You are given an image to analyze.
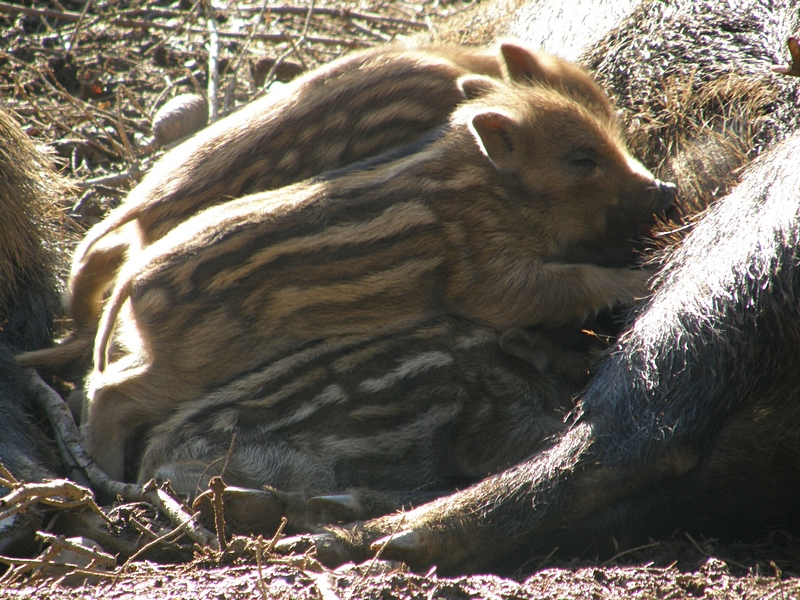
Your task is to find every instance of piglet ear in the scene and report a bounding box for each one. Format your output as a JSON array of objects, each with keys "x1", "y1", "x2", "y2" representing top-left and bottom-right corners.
[
  {"x1": 457, "y1": 75, "x2": 501, "y2": 100},
  {"x1": 469, "y1": 110, "x2": 519, "y2": 171},
  {"x1": 500, "y1": 41, "x2": 549, "y2": 84}
]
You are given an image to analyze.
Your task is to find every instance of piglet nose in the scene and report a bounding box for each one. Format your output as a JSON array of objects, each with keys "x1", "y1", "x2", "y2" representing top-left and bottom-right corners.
[{"x1": 653, "y1": 179, "x2": 678, "y2": 210}]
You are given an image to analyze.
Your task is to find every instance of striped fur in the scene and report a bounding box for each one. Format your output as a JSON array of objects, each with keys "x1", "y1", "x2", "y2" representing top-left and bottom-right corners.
[
  {"x1": 85, "y1": 78, "x2": 673, "y2": 480},
  {"x1": 18, "y1": 41, "x2": 616, "y2": 375},
  {"x1": 138, "y1": 317, "x2": 598, "y2": 529}
]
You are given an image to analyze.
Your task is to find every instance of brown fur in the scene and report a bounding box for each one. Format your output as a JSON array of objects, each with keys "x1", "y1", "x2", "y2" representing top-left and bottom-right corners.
[
  {"x1": 18, "y1": 41, "x2": 616, "y2": 375},
  {"x1": 85, "y1": 77, "x2": 672, "y2": 480},
  {"x1": 0, "y1": 107, "x2": 71, "y2": 353}
]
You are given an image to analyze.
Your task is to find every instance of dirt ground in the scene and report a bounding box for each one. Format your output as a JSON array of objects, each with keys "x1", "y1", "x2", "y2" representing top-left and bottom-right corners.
[
  {"x1": 2, "y1": 0, "x2": 800, "y2": 597},
  {"x1": 3, "y1": 548, "x2": 800, "y2": 599}
]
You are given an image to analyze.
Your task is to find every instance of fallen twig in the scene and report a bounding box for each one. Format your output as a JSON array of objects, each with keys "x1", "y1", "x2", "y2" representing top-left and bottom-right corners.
[
  {"x1": 0, "y1": 2, "x2": 83, "y2": 22},
  {"x1": 72, "y1": 162, "x2": 143, "y2": 193},
  {"x1": 350, "y1": 19, "x2": 391, "y2": 42},
  {"x1": 37, "y1": 531, "x2": 117, "y2": 567},
  {"x1": 22, "y1": 369, "x2": 144, "y2": 502},
  {"x1": 236, "y1": 5, "x2": 427, "y2": 28},
  {"x1": 205, "y1": 1, "x2": 220, "y2": 123},
  {"x1": 0, "y1": 478, "x2": 108, "y2": 524},
  {"x1": 115, "y1": 87, "x2": 136, "y2": 162},
  {"x1": 209, "y1": 477, "x2": 227, "y2": 552},
  {"x1": 65, "y1": 0, "x2": 93, "y2": 53},
  {"x1": 0, "y1": 462, "x2": 19, "y2": 489},
  {"x1": 109, "y1": 19, "x2": 370, "y2": 47},
  {"x1": 122, "y1": 503, "x2": 207, "y2": 566},
  {"x1": 141, "y1": 480, "x2": 218, "y2": 550},
  {"x1": 0, "y1": 2, "x2": 427, "y2": 30}
]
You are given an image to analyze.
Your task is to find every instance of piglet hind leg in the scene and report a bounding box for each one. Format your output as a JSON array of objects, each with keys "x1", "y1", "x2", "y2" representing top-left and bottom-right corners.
[{"x1": 283, "y1": 131, "x2": 800, "y2": 574}]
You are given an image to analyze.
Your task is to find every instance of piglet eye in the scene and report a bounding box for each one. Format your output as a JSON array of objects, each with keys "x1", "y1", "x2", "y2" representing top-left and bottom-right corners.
[
  {"x1": 572, "y1": 157, "x2": 597, "y2": 169},
  {"x1": 565, "y1": 148, "x2": 599, "y2": 171}
]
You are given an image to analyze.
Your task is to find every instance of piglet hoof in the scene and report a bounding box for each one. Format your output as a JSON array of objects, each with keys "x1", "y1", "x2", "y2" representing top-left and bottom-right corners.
[
  {"x1": 308, "y1": 494, "x2": 359, "y2": 521},
  {"x1": 275, "y1": 532, "x2": 364, "y2": 567},
  {"x1": 370, "y1": 529, "x2": 429, "y2": 563},
  {"x1": 772, "y1": 37, "x2": 800, "y2": 77},
  {"x1": 274, "y1": 533, "x2": 317, "y2": 554},
  {"x1": 193, "y1": 485, "x2": 286, "y2": 537}
]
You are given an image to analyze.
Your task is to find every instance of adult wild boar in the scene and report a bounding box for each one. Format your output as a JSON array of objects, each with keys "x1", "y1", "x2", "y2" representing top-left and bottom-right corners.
[
  {"x1": 302, "y1": 128, "x2": 800, "y2": 575},
  {"x1": 0, "y1": 107, "x2": 68, "y2": 551}
]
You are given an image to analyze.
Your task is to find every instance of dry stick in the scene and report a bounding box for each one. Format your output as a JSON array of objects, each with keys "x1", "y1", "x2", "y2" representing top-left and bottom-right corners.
[
  {"x1": 684, "y1": 531, "x2": 707, "y2": 556},
  {"x1": 205, "y1": 1, "x2": 220, "y2": 124},
  {"x1": 263, "y1": 517, "x2": 288, "y2": 555},
  {"x1": 282, "y1": 32, "x2": 308, "y2": 72},
  {"x1": 117, "y1": 525, "x2": 185, "y2": 575},
  {"x1": 222, "y1": 73, "x2": 237, "y2": 114},
  {"x1": 221, "y1": 2, "x2": 269, "y2": 110},
  {"x1": 209, "y1": 476, "x2": 227, "y2": 552},
  {"x1": 118, "y1": 84, "x2": 152, "y2": 121},
  {"x1": 39, "y1": 64, "x2": 127, "y2": 158},
  {"x1": 350, "y1": 19, "x2": 391, "y2": 43},
  {"x1": 219, "y1": 432, "x2": 238, "y2": 481},
  {"x1": 254, "y1": 537, "x2": 270, "y2": 600},
  {"x1": 185, "y1": 66, "x2": 207, "y2": 101},
  {"x1": 0, "y1": 2, "x2": 82, "y2": 21},
  {"x1": 425, "y1": 14, "x2": 439, "y2": 43},
  {"x1": 235, "y1": 5, "x2": 426, "y2": 29},
  {"x1": 36, "y1": 532, "x2": 117, "y2": 568},
  {"x1": 72, "y1": 162, "x2": 143, "y2": 191},
  {"x1": 109, "y1": 19, "x2": 368, "y2": 47},
  {"x1": 1, "y1": 0, "x2": 340, "y2": 46},
  {"x1": 0, "y1": 461, "x2": 19, "y2": 488},
  {"x1": 348, "y1": 515, "x2": 407, "y2": 598},
  {"x1": 127, "y1": 515, "x2": 162, "y2": 542},
  {"x1": 142, "y1": 481, "x2": 219, "y2": 550},
  {"x1": 8, "y1": 67, "x2": 119, "y2": 160},
  {"x1": 151, "y1": 77, "x2": 177, "y2": 115},
  {"x1": 121, "y1": 521, "x2": 194, "y2": 566},
  {"x1": 284, "y1": 0, "x2": 315, "y2": 71},
  {"x1": 228, "y1": 2, "x2": 270, "y2": 75},
  {"x1": 603, "y1": 540, "x2": 662, "y2": 564},
  {"x1": 65, "y1": 0, "x2": 92, "y2": 53},
  {"x1": 142, "y1": 0, "x2": 202, "y2": 59},
  {"x1": 191, "y1": 433, "x2": 237, "y2": 497},
  {"x1": 22, "y1": 369, "x2": 143, "y2": 502},
  {"x1": 0, "y1": 479, "x2": 109, "y2": 524},
  {"x1": 300, "y1": 0, "x2": 316, "y2": 40},
  {"x1": 115, "y1": 87, "x2": 135, "y2": 162}
]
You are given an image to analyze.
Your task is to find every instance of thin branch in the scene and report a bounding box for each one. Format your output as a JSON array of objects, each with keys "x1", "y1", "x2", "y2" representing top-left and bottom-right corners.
[
  {"x1": 0, "y1": 479, "x2": 108, "y2": 524},
  {"x1": 350, "y1": 19, "x2": 391, "y2": 43},
  {"x1": 141, "y1": 480, "x2": 219, "y2": 550},
  {"x1": 22, "y1": 369, "x2": 145, "y2": 502},
  {"x1": 235, "y1": 5, "x2": 427, "y2": 28},
  {"x1": 0, "y1": 2, "x2": 426, "y2": 29},
  {"x1": 109, "y1": 19, "x2": 370, "y2": 47},
  {"x1": 0, "y1": 2, "x2": 83, "y2": 22},
  {"x1": 72, "y1": 162, "x2": 143, "y2": 192},
  {"x1": 36, "y1": 532, "x2": 117, "y2": 567},
  {"x1": 205, "y1": 1, "x2": 220, "y2": 123},
  {"x1": 65, "y1": 0, "x2": 92, "y2": 54},
  {"x1": 210, "y1": 476, "x2": 227, "y2": 552},
  {"x1": 115, "y1": 87, "x2": 136, "y2": 162}
]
